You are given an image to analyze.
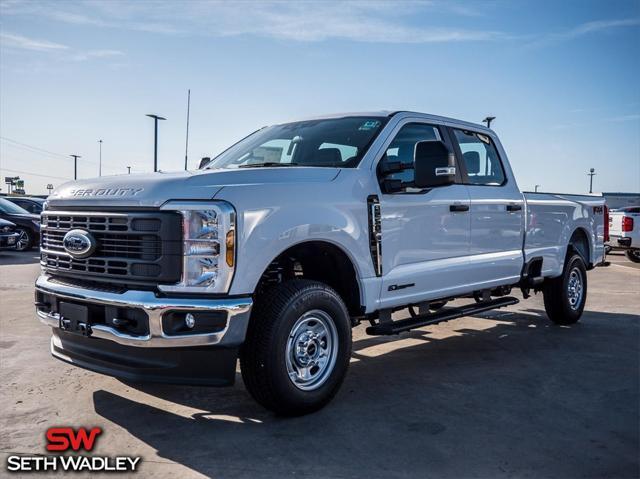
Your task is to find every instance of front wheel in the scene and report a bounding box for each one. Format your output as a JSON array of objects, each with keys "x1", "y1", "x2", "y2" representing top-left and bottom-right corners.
[
  {"x1": 543, "y1": 253, "x2": 587, "y2": 325},
  {"x1": 240, "y1": 280, "x2": 352, "y2": 416},
  {"x1": 626, "y1": 249, "x2": 640, "y2": 263}
]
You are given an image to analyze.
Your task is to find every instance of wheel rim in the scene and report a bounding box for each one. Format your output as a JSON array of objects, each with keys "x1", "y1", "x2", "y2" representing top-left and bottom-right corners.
[
  {"x1": 632, "y1": 250, "x2": 640, "y2": 259},
  {"x1": 16, "y1": 230, "x2": 29, "y2": 251},
  {"x1": 567, "y1": 267, "x2": 584, "y2": 310},
  {"x1": 285, "y1": 309, "x2": 338, "y2": 391}
]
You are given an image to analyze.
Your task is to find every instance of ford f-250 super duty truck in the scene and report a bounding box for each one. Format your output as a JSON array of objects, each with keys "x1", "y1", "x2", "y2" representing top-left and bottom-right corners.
[{"x1": 36, "y1": 111, "x2": 607, "y2": 415}]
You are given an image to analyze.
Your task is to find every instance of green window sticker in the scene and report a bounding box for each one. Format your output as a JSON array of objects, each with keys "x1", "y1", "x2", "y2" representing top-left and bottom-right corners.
[{"x1": 359, "y1": 120, "x2": 381, "y2": 131}]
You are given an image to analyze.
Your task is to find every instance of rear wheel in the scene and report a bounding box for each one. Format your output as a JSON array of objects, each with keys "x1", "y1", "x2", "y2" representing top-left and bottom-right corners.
[
  {"x1": 15, "y1": 228, "x2": 33, "y2": 251},
  {"x1": 240, "y1": 280, "x2": 352, "y2": 416},
  {"x1": 626, "y1": 249, "x2": 640, "y2": 263},
  {"x1": 543, "y1": 253, "x2": 587, "y2": 325}
]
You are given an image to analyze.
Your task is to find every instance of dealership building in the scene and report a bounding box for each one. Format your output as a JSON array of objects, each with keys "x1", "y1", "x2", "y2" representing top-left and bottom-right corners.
[{"x1": 603, "y1": 192, "x2": 640, "y2": 209}]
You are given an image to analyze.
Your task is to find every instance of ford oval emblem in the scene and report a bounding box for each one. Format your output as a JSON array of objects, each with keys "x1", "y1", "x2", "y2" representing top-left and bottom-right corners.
[{"x1": 62, "y1": 229, "x2": 96, "y2": 258}]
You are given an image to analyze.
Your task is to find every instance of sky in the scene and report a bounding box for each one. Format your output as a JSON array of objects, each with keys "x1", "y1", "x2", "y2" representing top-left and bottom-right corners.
[{"x1": 0, "y1": 0, "x2": 639, "y2": 195}]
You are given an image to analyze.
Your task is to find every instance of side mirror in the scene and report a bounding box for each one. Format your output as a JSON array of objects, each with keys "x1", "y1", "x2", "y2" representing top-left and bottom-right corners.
[
  {"x1": 198, "y1": 157, "x2": 211, "y2": 169},
  {"x1": 413, "y1": 141, "x2": 456, "y2": 188}
]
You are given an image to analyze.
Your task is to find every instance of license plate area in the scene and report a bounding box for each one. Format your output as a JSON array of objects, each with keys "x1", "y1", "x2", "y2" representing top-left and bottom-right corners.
[{"x1": 59, "y1": 302, "x2": 92, "y2": 337}]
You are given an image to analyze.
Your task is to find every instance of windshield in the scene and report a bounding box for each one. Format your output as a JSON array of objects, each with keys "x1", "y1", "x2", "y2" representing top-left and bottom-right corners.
[
  {"x1": 204, "y1": 116, "x2": 388, "y2": 169},
  {"x1": 0, "y1": 198, "x2": 31, "y2": 215}
]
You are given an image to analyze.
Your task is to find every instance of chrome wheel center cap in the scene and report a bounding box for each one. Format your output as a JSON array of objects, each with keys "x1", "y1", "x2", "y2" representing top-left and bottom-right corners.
[{"x1": 285, "y1": 310, "x2": 339, "y2": 391}]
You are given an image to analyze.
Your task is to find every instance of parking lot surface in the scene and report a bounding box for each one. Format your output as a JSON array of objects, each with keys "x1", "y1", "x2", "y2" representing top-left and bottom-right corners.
[{"x1": 1, "y1": 250, "x2": 638, "y2": 478}]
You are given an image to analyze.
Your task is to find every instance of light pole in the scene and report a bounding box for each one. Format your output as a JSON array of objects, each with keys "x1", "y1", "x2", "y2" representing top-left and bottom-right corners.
[
  {"x1": 482, "y1": 116, "x2": 496, "y2": 128},
  {"x1": 535, "y1": 184, "x2": 541, "y2": 192},
  {"x1": 184, "y1": 89, "x2": 191, "y2": 171},
  {"x1": 588, "y1": 168, "x2": 596, "y2": 194},
  {"x1": 146, "y1": 114, "x2": 166, "y2": 172},
  {"x1": 70, "y1": 154, "x2": 81, "y2": 180},
  {"x1": 98, "y1": 139, "x2": 103, "y2": 176}
]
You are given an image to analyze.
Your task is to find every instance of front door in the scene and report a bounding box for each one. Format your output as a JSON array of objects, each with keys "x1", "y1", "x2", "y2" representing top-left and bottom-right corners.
[{"x1": 377, "y1": 121, "x2": 471, "y2": 310}]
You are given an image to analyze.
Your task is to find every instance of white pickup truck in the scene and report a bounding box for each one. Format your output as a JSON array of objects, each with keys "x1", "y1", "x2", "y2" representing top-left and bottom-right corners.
[
  {"x1": 608, "y1": 206, "x2": 640, "y2": 262},
  {"x1": 36, "y1": 111, "x2": 607, "y2": 415}
]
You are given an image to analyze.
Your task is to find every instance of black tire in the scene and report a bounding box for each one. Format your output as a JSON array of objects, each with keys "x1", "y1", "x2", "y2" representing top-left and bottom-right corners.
[
  {"x1": 543, "y1": 253, "x2": 587, "y2": 325},
  {"x1": 240, "y1": 279, "x2": 352, "y2": 416},
  {"x1": 15, "y1": 227, "x2": 33, "y2": 251},
  {"x1": 626, "y1": 250, "x2": 640, "y2": 263}
]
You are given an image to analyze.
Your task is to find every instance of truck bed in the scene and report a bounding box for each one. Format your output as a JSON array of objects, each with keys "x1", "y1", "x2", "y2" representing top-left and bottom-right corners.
[{"x1": 523, "y1": 192, "x2": 606, "y2": 277}]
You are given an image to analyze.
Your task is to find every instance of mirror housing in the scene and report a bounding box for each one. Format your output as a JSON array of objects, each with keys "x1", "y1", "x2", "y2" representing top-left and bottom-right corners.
[
  {"x1": 198, "y1": 157, "x2": 211, "y2": 169},
  {"x1": 413, "y1": 141, "x2": 455, "y2": 188}
]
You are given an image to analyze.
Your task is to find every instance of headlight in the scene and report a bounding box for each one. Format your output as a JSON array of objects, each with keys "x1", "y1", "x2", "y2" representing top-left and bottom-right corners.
[
  {"x1": 1, "y1": 226, "x2": 11, "y2": 233},
  {"x1": 159, "y1": 201, "x2": 236, "y2": 293}
]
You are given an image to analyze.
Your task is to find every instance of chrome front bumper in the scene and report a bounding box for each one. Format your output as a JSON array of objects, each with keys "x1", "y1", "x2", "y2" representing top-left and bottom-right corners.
[{"x1": 35, "y1": 274, "x2": 253, "y2": 348}]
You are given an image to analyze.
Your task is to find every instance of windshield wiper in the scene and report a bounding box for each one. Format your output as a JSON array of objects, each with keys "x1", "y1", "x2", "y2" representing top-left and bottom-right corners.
[{"x1": 238, "y1": 162, "x2": 299, "y2": 168}]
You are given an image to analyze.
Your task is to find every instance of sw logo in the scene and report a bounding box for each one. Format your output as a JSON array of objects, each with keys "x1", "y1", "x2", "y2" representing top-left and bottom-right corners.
[
  {"x1": 5, "y1": 426, "x2": 141, "y2": 473},
  {"x1": 46, "y1": 427, "x2": 103, "y2": 452}
]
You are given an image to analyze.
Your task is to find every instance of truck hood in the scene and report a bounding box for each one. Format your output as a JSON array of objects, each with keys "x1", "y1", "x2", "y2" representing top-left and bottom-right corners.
[{"x1": 47, "y1": 167, "x2": 340, "y2": 208}]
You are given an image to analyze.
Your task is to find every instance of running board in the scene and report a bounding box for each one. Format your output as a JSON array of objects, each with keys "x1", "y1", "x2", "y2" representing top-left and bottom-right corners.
[{"x1": 366, "y1": 296, "x2": 520, "y2": 336}]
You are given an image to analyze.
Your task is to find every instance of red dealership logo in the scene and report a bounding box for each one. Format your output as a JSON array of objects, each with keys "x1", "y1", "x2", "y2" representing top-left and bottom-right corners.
[{"x1": 45, "y1": 427, "x2": 103, "y2": 452}]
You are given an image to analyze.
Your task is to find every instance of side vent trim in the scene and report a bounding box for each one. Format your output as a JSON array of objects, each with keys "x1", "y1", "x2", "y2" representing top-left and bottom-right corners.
[{"x1": 367, "y1": 195, "x2": 382, "y2": 276}]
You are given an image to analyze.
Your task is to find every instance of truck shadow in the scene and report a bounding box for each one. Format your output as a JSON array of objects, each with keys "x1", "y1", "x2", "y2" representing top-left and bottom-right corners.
[{"x1": 93, "y1": 308, "x2": 639, "y2": 478}]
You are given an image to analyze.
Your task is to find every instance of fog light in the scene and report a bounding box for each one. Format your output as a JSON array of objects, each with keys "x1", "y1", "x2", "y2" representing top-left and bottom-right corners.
[{"x1": 185, "y1": 313, "x2": 196, "y2": 329}]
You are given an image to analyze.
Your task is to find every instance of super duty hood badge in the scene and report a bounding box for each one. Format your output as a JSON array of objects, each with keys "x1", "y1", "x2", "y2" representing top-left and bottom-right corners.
[{"x1": 69, "y1": 187, "x2": 144, "y2": 197}]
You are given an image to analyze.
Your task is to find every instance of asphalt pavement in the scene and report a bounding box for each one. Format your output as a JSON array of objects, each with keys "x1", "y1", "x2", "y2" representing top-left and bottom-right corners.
[{"x1": 0, "y1": 249, "x2": 638, "y2": 478}]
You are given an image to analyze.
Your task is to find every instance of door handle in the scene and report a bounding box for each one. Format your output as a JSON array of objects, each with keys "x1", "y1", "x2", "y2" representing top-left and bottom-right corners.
[
  {"x1": 506, "y1": 204, "x2": 522, "y2": 212},
  {"x1": 449, "y1": 204, "x2": 469, "y2": 212}
]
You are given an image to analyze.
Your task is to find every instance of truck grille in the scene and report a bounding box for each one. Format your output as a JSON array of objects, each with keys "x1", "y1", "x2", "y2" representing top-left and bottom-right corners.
[
  {"x1": 41, "y1": 211, "x2": 182, "y2": 286},
  {"x1": 42, "y1": 230, "x2": 161, "y2": 260}
]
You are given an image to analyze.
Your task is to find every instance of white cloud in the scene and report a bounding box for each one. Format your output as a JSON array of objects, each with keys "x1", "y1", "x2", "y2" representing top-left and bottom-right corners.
[
  {"x1": 0, "y1": 32, "x2": 69, "y2": 52},
  {"x1": 566, "y1": 18, "x2": 640, "y2": 37},
  {"x1": 2, "y1": 0, "x2": 504, "y2": 44},
  {"x1": 529, "y1": 17, "x2": 640, "y2": 47},
  {"x1": 3, "y1": 1, "x2": 638, "y2": 47},
  {"x1": 0, "y1": 31, "x2": 124, "y2": 62},
  {"x1": 71, "y1": 49, "x2": 125, "y2": 62},
  {"x1": 604, "y1": 114, "x2": 640, "y2": 123}
]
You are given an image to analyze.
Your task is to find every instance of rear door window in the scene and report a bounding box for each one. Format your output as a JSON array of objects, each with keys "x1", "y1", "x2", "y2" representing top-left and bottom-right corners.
[{"x1": 453, "y1": 129, "x2": 505, "y2": 186}]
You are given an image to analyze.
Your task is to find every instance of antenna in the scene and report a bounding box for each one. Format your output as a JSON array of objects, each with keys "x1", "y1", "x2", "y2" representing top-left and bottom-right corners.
[
  {"x1": 184, "y1": 89, "x2": 191, "y2": 171},
  {"x1": 482, "y1": 116, "x2": 496, "y2": 128}
]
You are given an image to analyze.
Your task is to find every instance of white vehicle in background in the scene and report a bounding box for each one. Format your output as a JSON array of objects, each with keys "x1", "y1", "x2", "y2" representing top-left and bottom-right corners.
[{"x1": 608, "y1": 206, "x2": 640, "y2": 263}]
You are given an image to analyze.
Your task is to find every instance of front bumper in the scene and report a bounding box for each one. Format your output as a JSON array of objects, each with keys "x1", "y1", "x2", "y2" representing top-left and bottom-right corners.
[{"x1": 35, "y1": 274, "x2": 253, "y2": 385}]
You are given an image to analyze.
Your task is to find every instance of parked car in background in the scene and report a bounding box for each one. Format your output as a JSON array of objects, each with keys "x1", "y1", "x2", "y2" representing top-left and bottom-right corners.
[
  {"x1": 0, "y1": 219, "x2": 20, "y2": 250},
  {"x1": 608, "y1": 206, "x2": 640, "y2": 263},
  {"x1": 0, "y1": 198, "x2": 40, "y2": 251},
  {"x1": 5, "y1": 196, "x2": 46, "y2": 215}
]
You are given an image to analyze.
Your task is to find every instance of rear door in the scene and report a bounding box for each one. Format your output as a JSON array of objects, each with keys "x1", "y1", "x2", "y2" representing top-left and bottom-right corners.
[{"x1": 450, "y1": 127, "x2": 525, "y2": 288}]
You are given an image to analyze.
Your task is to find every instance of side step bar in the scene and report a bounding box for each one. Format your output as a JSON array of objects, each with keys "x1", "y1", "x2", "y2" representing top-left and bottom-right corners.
[{"x1": 366, "y1": 296, "x2": 520, "y2": 336}]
